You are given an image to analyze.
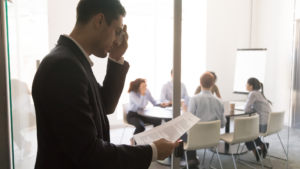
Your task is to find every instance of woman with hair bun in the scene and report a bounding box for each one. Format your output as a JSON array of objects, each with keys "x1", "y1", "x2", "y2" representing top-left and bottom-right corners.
[
  {"x1": 127, "y1": 78, "x2": 168, "y2": 145},
  {"x1": 244, "y1": 77, "x2": 272, "y2": 161}
]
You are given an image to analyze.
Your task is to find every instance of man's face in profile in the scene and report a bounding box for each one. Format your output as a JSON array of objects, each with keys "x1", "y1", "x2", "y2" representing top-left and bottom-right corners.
[{"x1": 93, "y1": 15, "x2": 124, "y2": 58}]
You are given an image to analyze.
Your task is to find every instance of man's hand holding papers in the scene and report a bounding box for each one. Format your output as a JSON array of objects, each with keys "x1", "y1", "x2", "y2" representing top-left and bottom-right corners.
[
  {"x1": 153, "y1": 138, "x2": 180, "y2": 160},
  {"x1": 133, "y1": 112, "x2": 200, "y2": 145}
]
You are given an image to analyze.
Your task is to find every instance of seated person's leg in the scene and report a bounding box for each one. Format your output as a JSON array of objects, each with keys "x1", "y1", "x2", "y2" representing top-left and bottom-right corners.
[
  {"x1": 181, "y1": 133, "x2": 199, "y2": 168},
  {"x1": 141, "y1": 116, "x2": 162, "y2": 127},
  {"x1": 127, "y1": 112, "x2": 147, "y2": 145},
  {"x1": 245, "y1": 141, "x2": 255, "y2": 151},
  {"x1": 187, "y1": 150, "x2": 197, "y2": 161},
  {"x1": 181, "y1": 132, "x2": 188, "y2": 143},
  {"x1": 259, "y1": 124, "x2": 269, "y2": 158},
  {"x1": 246, "y1": 125, "x2": 269, "y2": 160},
  {"x1": 163, "y1": 118, "x2": 172, "y2": 122},
  {"x1": 184, "y1": 151, "x2": 199, "y2": 168},
  {"x1": 127, "y1": 111, "x2": 146, "y2": 134},
  {"x1": 245, "y1": 137, "x2": 264, "y2": 161},
  {"x1": 255, "y1": 137, "x2": 268, "y2": 159}
]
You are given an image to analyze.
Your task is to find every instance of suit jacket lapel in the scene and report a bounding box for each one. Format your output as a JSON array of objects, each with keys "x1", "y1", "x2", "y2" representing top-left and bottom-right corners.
[{"x1": 57, "y1": 35, "x2": 108, "y2": 133}]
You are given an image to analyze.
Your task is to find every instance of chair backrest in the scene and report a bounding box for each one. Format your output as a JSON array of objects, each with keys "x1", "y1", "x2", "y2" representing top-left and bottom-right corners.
[
  {"x1": 232, "y1": 115, "x2": 259, "y2": 144},
  {"x1": 185, "y1": 120, "x2": 221, "y2": 150},
  {"x1": 222, "y1": 101, "x2": 230, "y2": 114},
  {"x1": 264, "y1": 111, "x2": 285, "y2": 136},
  {"x1": 122, "y1": 103, "x2": 130, "y2": 125}
]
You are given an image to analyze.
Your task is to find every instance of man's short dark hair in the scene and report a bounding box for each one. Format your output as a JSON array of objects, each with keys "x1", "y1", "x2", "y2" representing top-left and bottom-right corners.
[{"x1": 76, "y1": 0, "x2": 126, "y2": 26}]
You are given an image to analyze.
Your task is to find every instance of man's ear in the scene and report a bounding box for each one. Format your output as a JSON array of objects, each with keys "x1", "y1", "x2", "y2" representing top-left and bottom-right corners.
[{"x1": 94, "y1": 13, "x2": 105, "y2": 29}]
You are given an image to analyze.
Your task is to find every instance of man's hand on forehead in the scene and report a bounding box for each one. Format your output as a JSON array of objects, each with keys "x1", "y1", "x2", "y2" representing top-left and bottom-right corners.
[{"x1": 109, "y1": 24, "x2": 128, "y2": 60}]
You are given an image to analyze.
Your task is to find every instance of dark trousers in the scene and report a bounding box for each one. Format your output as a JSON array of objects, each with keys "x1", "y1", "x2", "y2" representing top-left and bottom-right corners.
[
  {"x1": 245, "y1": 137, "x2": 264, "y2": 151},
  {"x1": 245, "y1": 124, "x2": 268, "y2": 150},
  {"x1": 181, "y1": 133, "x2": 197, "y2": 160},
  {"x1": 127, "y1": 111, "x2": 162, "y2": 135}
]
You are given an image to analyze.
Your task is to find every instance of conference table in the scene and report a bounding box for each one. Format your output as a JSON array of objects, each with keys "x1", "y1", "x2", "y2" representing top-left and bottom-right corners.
[
  {"x1": 137, "y1": 106, "x2": 254, "y2": 161},
  {"x1": 137, "y1": 107, "x2": 185, "y2": 166}
]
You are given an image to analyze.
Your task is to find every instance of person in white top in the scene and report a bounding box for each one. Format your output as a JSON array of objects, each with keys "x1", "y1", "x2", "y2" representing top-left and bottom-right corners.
[
  {"x1": 127, "y1": 78, "x2": 168, "y2": 145},
  {"x1": 181, "y1": 72, "x2": 226, "y2": 169},
  {"x1": 160, "y1": 70, "x2": 189, "y2": 106},
  {"x1": 244, "y1": 77, "x2": 272, "y2": 161}
]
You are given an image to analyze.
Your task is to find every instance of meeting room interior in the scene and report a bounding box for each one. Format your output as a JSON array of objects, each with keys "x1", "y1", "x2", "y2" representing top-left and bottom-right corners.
[{"x1": 1, "y1": 0, "x2": 300, "y2": 169}]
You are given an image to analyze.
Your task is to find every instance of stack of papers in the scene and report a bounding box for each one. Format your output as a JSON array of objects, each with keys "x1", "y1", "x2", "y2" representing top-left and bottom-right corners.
[{"x1": 133, "y1": 112, "x2": 200, "y2": 145}]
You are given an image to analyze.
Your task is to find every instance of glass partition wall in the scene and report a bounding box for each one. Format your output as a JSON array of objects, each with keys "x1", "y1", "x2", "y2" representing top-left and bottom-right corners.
[
  {"x1": 0, "y1": 0, "x2": 11, "y2": 168},
  {"x1": 5, "y1": 0, "x2": 48, "y2": 168},
  {"x1": 3, "y1": 0, "x2": 300, "y2": 168},
  {"x1": 250, "y1": 0, "x2": 293, "y2": 168},
  {"x1": 115, "y1": 0, "x2": 206, "y2": 118}
]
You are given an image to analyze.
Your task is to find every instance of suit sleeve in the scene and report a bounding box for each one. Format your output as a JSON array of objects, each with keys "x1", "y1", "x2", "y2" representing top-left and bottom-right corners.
[
  {"x1": 41, "y1": 59, "x2": 152, "y2": 169},
  {"x1": 99, "y1": 59, "x2": 130, "y2": 114}
]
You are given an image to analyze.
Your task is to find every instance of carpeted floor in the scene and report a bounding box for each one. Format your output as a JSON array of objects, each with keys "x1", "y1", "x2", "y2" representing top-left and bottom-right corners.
[{"x1": 110, "y1": 118, "x2": 299, "y2": 169}]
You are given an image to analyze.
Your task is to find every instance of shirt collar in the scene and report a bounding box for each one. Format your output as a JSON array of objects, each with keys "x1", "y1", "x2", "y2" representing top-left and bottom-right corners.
[
  {"x1": 200, "y1": 90, "x2": 212, "y2": 94},
  {"x1": 62, "y1": 34, "x2": 94, "y2": 67}
]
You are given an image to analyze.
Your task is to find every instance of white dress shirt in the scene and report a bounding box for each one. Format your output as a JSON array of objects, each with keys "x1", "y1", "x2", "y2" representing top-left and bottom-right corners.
[
  {"x1": 160, "y1": 80, "x2": 189, "y2": 102},
  {"x1": 128, "y1": 89, "x2": 159, "y2": 112},
  {"x1": 244, "y1": 90, "x2": 271, "y2": 125},
  {"x1": 188, "y1": 90, "x2": 227, "y2": 128},
  {"x1": 63, "y1": 34, "x2": 157, "y2": 162}
]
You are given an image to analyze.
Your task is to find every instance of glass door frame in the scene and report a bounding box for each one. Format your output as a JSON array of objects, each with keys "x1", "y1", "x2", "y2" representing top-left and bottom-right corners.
[
  {"x1": 172, "y1": 0, "x2": 182, "y2": 168},
  {"x1": 0, "y1": 0, "x2": 13, "y2": 169},
  {"x1": 2, "y1": 0, "x2": 298, "y2": 169}
]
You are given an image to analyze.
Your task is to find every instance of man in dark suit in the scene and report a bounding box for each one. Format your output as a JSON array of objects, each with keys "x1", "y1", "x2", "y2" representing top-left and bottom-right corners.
[{"x1": 32, "y1": 0, "x2": 179, "y2": 168}]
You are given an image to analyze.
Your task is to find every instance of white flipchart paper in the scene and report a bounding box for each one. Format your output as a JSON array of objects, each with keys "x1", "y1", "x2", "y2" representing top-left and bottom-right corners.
[{"x1": 133, "y1": 112, "x2": 200, "y2": 145}]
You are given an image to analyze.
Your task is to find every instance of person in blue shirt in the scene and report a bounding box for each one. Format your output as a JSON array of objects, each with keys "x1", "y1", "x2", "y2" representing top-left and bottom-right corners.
[
  {"x1": 127, "y1": 78, "x2": 168, "y2": 145},
  {"x1": 181, "y1": 72, "x2": 226, "y2": 169},
  {"x1": 160, "y1": 70, "x2": 189, "y2": 106}
]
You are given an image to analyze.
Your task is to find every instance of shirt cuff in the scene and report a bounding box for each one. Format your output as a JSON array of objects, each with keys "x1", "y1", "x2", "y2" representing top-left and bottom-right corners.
[
  {"x1": 109, "y1": 57, "x2": 124, "y2": 65},
  {"x1": 162, "y1": 100, "x2": 170, "y2": 103},
  {"x1": 149, "y1": 143, "x2": 158, "y2": 162}
]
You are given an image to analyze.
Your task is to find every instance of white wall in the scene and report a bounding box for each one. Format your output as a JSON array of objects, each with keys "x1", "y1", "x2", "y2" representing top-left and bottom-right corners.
[
  {"x1": 296, "y1": 0, "x2": 300, "y2": 20},
  {"x1": 251, "y1": 0, "x2": 295, "y2": 125},
  {"x1": 206, "y1": 0, "x2": 252, "y2": 102},
  {"x1": 206, "y1": 0, "x2": 295, "y2": 126},
  {"x1": 48, "y1": 0, "x2": 296, "y2": 126},
  {"x1": 47, "y1": 0, "x2": 78, "y2": 50}
]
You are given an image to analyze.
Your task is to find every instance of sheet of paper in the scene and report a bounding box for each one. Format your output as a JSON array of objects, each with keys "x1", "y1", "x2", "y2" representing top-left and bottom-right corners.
[
  {"x1": 133, "y1": 111, "x2": 200, "y2": 145},
  {"x1": 165, "y1": 107, "x2": 182, "y2": 111}
]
